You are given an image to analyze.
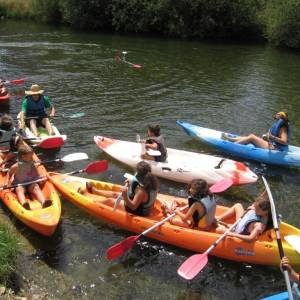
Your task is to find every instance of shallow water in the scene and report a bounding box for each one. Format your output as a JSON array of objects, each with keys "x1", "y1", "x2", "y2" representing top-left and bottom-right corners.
[{"x1": 1, "y1": 20, "x2": 300, "y2": 299}]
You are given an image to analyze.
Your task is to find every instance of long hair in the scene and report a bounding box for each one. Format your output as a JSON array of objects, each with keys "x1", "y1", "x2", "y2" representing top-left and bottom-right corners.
[{"x1": 187, "y1": 179, "x2": 211, "y2": 199}]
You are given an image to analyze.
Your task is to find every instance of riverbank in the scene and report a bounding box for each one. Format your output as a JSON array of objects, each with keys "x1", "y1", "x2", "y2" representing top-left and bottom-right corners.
[
  {"x1": 0, "y1": 0, "x2": 300, "y2": 49},
  {"x1": 0, "y1": 222, "x2": 19, "y2": 288}
]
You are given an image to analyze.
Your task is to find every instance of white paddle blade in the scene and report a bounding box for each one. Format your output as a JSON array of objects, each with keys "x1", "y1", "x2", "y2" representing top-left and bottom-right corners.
[
  {"x1": 61, "y1": 153, "x2": 89, "y2": 162},
  {"x1": 124, "y1": 173, "x2": 134, "y2": 180},
  {"x1": 284, "y1": 235, "x2": 300, "y2": 254},
  {"x1": 147, "y1": 149, "x2": 161, "y2": 156},
  {"x1": 136, "y1": 134, "x2": 141, "y2": 143}
]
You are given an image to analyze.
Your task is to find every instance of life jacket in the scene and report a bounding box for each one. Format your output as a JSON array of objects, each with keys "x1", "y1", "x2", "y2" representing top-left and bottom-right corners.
[
  {"x1": 188, "y1": 195, "x2": 216, "y2": 229},
  {"x1": 25, "y1": 95, "x2": 47, "y2": 117},
  {"x1": 234, "y1": 209, "x2": 267, "y2": 235},
  {"x1": 126, "y1": 175, "x2": 157, "y2": 216},
  {"x1": 146, "y1": 135, "x2": 167, "y2": 162},
  {"x1": 0, "y1": 128, "x2": 17, "y2": 148},
  {"x1": 13, "y1": 160, "x2": 39, "y2": 185},
  {"x1": 269, "y1": 119, "x2": 290, "y2": 150}
]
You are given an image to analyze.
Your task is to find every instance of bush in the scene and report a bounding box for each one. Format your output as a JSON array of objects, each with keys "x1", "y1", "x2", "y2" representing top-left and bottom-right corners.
[
  {"x1": 260, "y1": 0, "x2": 300, "y2": 48},
  {"x1": 0, "y1": 223, "x2": 19, "y2": 285}
]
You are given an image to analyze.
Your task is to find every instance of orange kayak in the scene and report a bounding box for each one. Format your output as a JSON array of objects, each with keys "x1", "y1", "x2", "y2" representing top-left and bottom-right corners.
[
  {"x1": 48, "y1": 172, "x2": 300, "y2": 267},
  {"x1": 0, "y1": 150, "x2": 61, "y2": 236}
]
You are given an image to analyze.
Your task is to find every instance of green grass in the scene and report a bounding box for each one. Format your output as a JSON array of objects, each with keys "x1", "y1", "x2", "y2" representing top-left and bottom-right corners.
[{"x1": 0, "y1": 223, "x2": 19, "y2": 285}]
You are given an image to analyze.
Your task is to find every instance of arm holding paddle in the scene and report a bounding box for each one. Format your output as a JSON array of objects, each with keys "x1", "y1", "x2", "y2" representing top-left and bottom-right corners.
[{"x1": 281, "y1": 256, "x2": 300, "y2": 284}]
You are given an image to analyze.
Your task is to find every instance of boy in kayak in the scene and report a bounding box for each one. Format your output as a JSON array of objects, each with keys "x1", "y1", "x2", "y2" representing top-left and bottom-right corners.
[
  {"x1": 215, "y1": 193, "x2": 271, "y2": 242},
  {"x1": 141, "y1": 125, "x2": 167, "y2": 162},
  {"x1": 6, "y1": 144, "x2": 51, "y2": 210},
  {"x1": 19, "y1": 84, "x2": 55, "y2": 137},
  {"x1": 166, "y1": 179, "x2": 216, "y2": 230},
  {"x1": 79, "y1": 161, "x2": 158, "y2": 216},
  {"x1": 222, "y1": 111, "x2": 290, "y2": 150}
]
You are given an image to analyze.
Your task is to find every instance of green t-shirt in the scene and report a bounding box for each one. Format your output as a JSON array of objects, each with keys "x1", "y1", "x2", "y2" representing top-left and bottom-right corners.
[{"x1": 21, "y1": 95, "x2": 52, "y2": 112}]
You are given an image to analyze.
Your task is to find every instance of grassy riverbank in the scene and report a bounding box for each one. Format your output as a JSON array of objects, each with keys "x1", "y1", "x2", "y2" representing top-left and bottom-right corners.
[
  {"x1": 0, "y1": 0, "x2": 32, "y2": 19},
  {"x1": 0, "y1": 223, "x2": 19, "y2": 285}
]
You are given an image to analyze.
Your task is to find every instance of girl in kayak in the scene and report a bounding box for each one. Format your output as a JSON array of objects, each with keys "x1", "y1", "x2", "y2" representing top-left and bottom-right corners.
[
  {"x1": 281, "y1": 256, "x2": 300, "y2": 284},
  {"x1": 222, "y1": 111, "x2": 290, "y2": 150},
  {"x1": 168, "y1": 179, "x2": 216, "y2": 230},
  {"x1": 216, "y1": 193, "x2": 271, "y2": 242},
  {"x1": 6, "y1": 144, "x2": 51, "y2": 210},
  {"x1": 141, "y1": 124, "x2": 167, "y2": 162},
  {"x1": 79, "y1": 161, "x2": 159, "y2": 217}
]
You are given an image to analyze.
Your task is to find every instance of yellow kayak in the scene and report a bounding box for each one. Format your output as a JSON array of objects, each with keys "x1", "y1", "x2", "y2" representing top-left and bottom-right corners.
[
  {"x1": 48, "y1": 172, "x2": 300, "y2": 267},
  {"x1": 0, "y1": 150, "x2": 61, "y2": 236}
]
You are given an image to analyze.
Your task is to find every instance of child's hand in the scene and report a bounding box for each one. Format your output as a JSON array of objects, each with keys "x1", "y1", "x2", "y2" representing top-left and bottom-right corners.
[{"x1": 281, "y1": 256, "x2": 292, "y2": 273}]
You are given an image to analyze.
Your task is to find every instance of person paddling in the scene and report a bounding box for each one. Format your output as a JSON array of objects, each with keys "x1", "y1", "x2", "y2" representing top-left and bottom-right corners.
[
  {"x1": 19, "y1": 84, "x2": 55, "y2": 137},
  {"x1": 281, "y1": 256, "x2": 300, "y2": 298},
  {"x1": 222, "y1": 111, "x2": 290, "y2": 150},
  {"x1": 141, "y1": 124, "x2": 167, "y2": 162},
  {"x1": 216, "y1": 193, "x2": 271, "y2": 242},
  {"x1": 6, "y1": 144, "x2": 51, "y2": 210},
  {"x1": 166, "y1": 179, "x2": 216, "y2": 230},
  {"x1": 0, "y1": 79, "x2": 8, "y2": 97}
]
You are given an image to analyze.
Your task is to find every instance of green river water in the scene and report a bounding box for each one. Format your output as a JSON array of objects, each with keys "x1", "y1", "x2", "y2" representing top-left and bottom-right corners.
[{"x1": 1, "y1": 20, "x2": 300, "y2": 299}]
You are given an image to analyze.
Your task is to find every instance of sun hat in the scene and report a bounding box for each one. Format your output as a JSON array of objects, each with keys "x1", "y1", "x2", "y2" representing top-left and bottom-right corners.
[{"x1": 25, "y1": 84, "x2": 44, "y2": 95}]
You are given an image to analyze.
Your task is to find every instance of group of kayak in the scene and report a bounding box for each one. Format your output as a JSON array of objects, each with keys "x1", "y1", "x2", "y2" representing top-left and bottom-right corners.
[{"x1": 0, "y1": 81, "x2": 299, "y2": 298}]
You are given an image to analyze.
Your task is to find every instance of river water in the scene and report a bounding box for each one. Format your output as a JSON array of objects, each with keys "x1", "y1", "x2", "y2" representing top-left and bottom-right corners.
[{"x1": 1, "y1": 20, "x2": 300, "y2": 299}]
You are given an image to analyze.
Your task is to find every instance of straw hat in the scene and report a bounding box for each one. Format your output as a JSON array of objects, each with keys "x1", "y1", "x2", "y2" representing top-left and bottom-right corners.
[{"x1": 25, "y1": 84, "x2": 44, "y2": 95}]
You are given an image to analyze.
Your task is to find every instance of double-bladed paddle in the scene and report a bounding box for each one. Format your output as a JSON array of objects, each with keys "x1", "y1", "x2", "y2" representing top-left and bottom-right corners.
[
  {"x1": 2, "y1": 78, "x2": 25, "y2": 85},
  {"x1": 65, "y1": 160, "x2": 108, "y2": 175},
  {"x1": 177, "y1": 217, "x2": 243, "y2": 280},
  {"x1": 37, "y1": 152, "x2": 88, "y2": 164},
  {"x1": 106, "y1": 178, "x2": 234, "y2": 261},
  {"x1": 0, "y1": 176, "x2": 47, "y2": 191},
  {"x1": 25, "y1": 112, "x2": 85, "y2": 119},
  {"x1": 262, "y1": 176, "x2": 294, "y2": 300}
]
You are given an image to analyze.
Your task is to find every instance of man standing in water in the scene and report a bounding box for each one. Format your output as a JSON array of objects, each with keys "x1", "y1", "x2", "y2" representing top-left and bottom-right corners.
[{"x1": 19, "y1": 84, "x2": 55, "y2": 137}]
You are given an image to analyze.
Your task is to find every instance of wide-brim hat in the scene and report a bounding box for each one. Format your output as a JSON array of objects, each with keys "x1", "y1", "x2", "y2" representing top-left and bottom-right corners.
[{"x1": 25, "y1": 84, "x2": 44, "y2": 95}]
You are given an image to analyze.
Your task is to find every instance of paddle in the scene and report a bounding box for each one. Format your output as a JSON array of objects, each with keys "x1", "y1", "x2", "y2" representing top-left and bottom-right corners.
[
  {"x1": 177, "y1": 217, "x2": 243, "y2": 280},
  {"x1": 120, "y1": 51, "x2": 142, "y2": 69},
  {"x1": 37, "y1": 152, "x2": 88, "y2": 164},
  {"x1": 0, "y1": 176, "x2": 46, "y2": 191},
  {"x1": 65, "y1": 160, "x2": 108, "y2": 175},
  {"x1": 107, "y1": 205, "x2": 188, "y2": 261},
  {"x1": 262, "y1": 176, "x2": 294, "y2": 300},
  {"x1": 25, "y1": 112, "x2": 85, "y2": 119},
  {"x1": 107, "y1": 178, "x2": 234, "y2": 260},
  {"x1": 35, "y1": 137, "x2": 64, "y2": 149},
  {"x1": 2, "y1": 78, "x2": 25, "y2": 85},
  {"x1": 284, "y1": 235, "x2": 300, "y2": 254}
]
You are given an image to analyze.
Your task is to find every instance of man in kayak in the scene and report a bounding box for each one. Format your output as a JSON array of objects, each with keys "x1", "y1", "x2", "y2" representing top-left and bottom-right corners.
[
  {"x1": 222, "y1": 111, "x2": 290, "y2": 150},
  {"x1": 19, "y1": 84, "x2": 55, "y2": 137},
  {"x1": 141, "y1": 125, "x2": 167, "y2": 162},
  {"x1": 164, "y1": 179, "x2": 216, "y2": 230},
  {"x1": 215, "y1": 193, "x2": 271, "y2": 243}
]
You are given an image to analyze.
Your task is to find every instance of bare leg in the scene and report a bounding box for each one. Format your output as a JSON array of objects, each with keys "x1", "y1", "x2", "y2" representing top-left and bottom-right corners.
[
  {"x1": 78, "y1": 182, "x2": 118, "y2": 198},
  {"x1": 16, "y1": 186, "x2": 30, "y2": 209},
  {"x1": 29, "y1": 119, "x2": 39, "y2": 137},
  {"x1": 28, "y1": 183, "x2": 50, "y2": 207},
  {"x1": 42, "y1": 118, "x2": 55, "y2": 136},
  {"x1": 141, "y1": 153, "x2": 155, "y2": 161},
  {"x1": 217, "y1": 203, "x2": 245, "y2": 221},
  {"x1": 226, "y1": 134, "x2": 270, "y2": 149}
]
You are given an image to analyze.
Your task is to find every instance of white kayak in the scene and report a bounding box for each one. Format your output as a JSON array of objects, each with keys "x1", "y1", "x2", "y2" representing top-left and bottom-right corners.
[
  {"x1": 17, "y1": 113, "x2": 67, "y2": 149},
  {"x1": 94, "y1": 136, "x2": 258, "y2": 185}
]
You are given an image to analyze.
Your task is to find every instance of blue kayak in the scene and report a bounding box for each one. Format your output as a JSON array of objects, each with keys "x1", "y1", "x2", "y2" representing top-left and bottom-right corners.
[
  {"x1": 261, "y1": 291, "x2": 288, "y2": 300},
  {"x1": 176, "y1": 120, "x2": 300, "y2": 168}
]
